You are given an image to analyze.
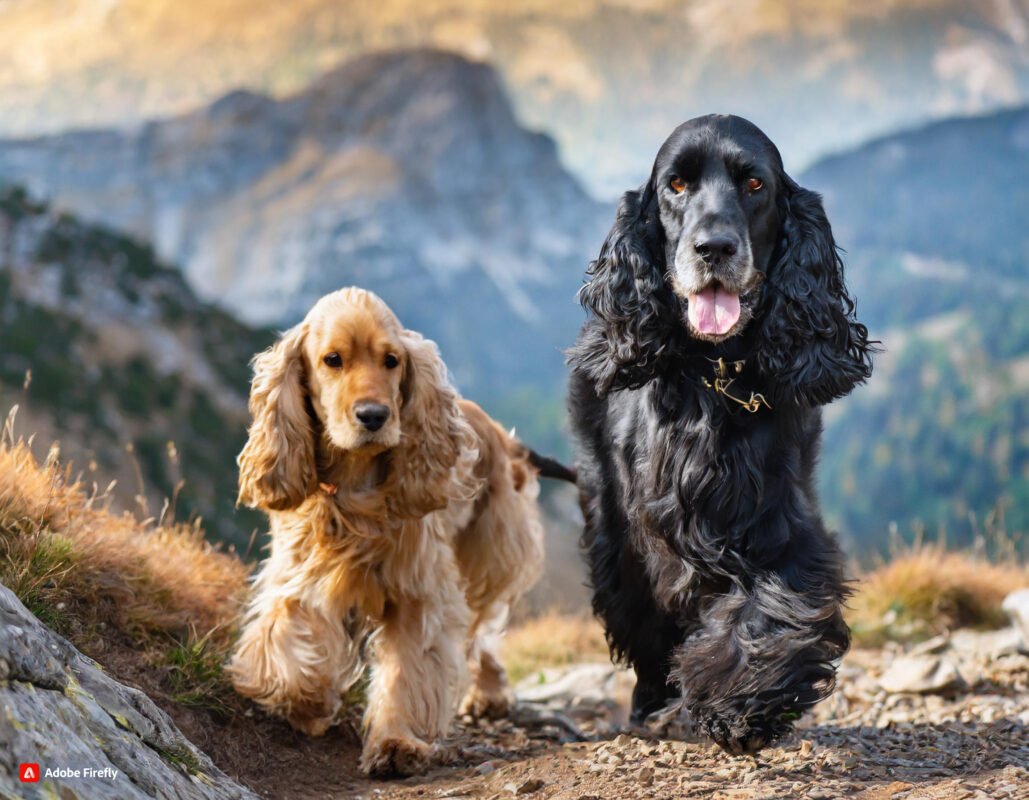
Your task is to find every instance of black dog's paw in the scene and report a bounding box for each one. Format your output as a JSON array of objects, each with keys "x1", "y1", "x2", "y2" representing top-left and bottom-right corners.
[
  {"x1": 700, "y1": 713, "x2": 792, "y2": 755},
  {"x1": 710, "y1": 726, "x2": 770, "y2": 756}
]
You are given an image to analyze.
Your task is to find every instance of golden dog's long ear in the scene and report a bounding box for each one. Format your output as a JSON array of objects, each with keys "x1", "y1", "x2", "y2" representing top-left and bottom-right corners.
[
  {"x1": 389, "y1": 331, "x2": 470, "y2": 518},
  {"x1": 237, "y1": 324, "x2": 317, "y2": 511}
]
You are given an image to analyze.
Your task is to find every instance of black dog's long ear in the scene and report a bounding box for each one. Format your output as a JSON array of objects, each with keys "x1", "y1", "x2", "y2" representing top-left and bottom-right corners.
[
  {"x1": 755, "y1": 176, "x2": 874, "y2": 406},
  {"x1": 568, "y1": 182, "x2": 678, "y2": 394}
]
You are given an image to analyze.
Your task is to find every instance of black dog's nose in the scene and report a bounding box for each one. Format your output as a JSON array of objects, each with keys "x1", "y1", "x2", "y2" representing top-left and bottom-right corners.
[
  {"x1": 695, "y1": 234, "x2": 739, "y2": 263},
  {"x1": 354, "y1": 402, "x2": 390, "y2": 432}
]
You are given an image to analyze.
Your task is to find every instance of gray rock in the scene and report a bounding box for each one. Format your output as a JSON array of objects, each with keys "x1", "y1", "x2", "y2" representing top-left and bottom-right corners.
[
  {"x1": 878, "y1": 654, "x2": 965, "y2": 694},
  {"x1": 0, "y1": 582, "x2": 256, "y2": 799},
  {"x1": 516, "y1": 662, "x2": 620, "y2": 706},
  {"x1": 908, "y1": 634, "x2": 951, "y2": 656},
  {"x1": 1002, "y1": 589, "x2": 1029, "y2": 652},
  {"x1": 514, "y1": 777, "x2": 546, "y2": 794},
  {"x1": 949, "y1": 627, "x2": 1025, "y2": 660}
]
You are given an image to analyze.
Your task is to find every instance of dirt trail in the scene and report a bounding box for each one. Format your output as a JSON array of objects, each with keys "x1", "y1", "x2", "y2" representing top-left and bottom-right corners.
[{"x1": 165, "y1": 630, "x2": 1029, "y2": 800}]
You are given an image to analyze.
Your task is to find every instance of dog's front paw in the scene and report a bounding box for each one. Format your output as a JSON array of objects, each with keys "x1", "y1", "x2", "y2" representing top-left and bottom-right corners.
[
  {"x1": 360, "y1": 735, "x2": 433, "y2": 777},
  {"x1": 701, "y1": 713, "x2": 790, "y2": 755},
  {"x1": 459, "y1": 684, "x2": 513, "y2": 720}
]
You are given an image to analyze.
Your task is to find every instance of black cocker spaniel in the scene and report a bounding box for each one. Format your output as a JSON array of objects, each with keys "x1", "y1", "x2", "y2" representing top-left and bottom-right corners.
[{"x1": 568, "y1": 114, "x2": 875, "y2": 754}]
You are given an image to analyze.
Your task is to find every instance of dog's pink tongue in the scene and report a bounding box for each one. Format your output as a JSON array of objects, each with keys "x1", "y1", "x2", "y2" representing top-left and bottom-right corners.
[{"x1": 688, "y1": 286, "x2": 741, "y2": 336}]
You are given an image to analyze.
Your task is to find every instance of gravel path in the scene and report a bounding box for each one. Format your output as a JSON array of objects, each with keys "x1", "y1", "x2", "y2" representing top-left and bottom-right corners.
[{"x1": 346, "y1": 630, "x2": 1029, "y2": 800}]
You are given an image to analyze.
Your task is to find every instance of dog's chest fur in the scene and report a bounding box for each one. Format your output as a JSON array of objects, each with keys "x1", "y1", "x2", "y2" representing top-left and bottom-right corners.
[
  {"x1": 610, "y1": 376, "x2": 807, "y2": 609},
  {"x1": 270, "y1": 491, "x2": 474, "y2": 624}
]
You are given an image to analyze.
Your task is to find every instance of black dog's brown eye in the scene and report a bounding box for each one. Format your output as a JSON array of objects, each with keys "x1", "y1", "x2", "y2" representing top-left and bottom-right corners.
[
  {"x1": 323, "y1": 352, "x2": 343, "y2": 369},
  {"x1": 746, "y1": 177, "x2": 764, "y2": 192},
  {"x1": 384, "y1": 353, "x2": 399, "y2": 370},
  {"x1": 669, "y1": 175, "x2": 686, "y2": 194}
]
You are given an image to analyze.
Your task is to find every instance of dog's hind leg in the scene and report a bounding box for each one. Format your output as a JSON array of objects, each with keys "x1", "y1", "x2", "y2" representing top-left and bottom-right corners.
[
  {"x1": 460, "y1": 603, "x2": 513, "y2": 719},
  {"x1": 453, "y1": 444, "x2": 546, "y2": 721}
]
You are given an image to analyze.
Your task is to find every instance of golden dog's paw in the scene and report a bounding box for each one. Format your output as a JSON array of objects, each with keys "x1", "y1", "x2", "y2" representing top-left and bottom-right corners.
[
  {"x1": 286, "y1": 713, "x2": 334, "y2": 737},
  {"x1": 360, "y1": 736, "x2": 433, "y2": 777},
  {"x1": 459, "y1": 685, "x2": 513, "y2": 720}
]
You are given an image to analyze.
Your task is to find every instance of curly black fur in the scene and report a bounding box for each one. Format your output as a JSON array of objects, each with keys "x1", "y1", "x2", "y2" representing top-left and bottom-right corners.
[{"x1": 568, "y1": 115, "x2": 874, "y2": 754}]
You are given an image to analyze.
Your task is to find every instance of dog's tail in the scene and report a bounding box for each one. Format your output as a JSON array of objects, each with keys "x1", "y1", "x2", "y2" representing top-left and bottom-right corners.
[{"x1": 526, "y1": 448, "x2": 577, "y2": 484}]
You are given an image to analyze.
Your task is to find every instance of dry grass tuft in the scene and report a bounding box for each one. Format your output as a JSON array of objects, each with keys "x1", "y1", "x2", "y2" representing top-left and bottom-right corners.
[
  {"x1": 503, "y1": 544, "x2": 1029, "y2": 670},
  {"x1": 501, "y1": 611, "x2": 610, "y2": 684},
  {"x1": 0, "y1": 409, "x2": 250, "y2": 711},
  {"x1": 848, "y1": 544, "x2": 1028, "y2": 647}
]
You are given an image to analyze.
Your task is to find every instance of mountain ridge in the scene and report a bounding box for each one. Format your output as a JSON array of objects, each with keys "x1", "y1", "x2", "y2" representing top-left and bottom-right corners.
[
  {"x1": 0, "y1": 0, "x2": 1026, "y2": 194},
  {"x1": 0, "y1": 50, "x2": 606, "y2": 417},
  {"x1": 803, "y1": 104, "x2": 1029, "y2": 284},
  {"x1": 1, "y1": 67, "x2": 1026, "y2": 549},
  {"x1": 799, "y1": 105, "x2": 1029, "y2": 545}
]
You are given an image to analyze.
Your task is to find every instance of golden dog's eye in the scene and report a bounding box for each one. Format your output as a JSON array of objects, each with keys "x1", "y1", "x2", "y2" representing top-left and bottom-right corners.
[
  {"x1": 384, "y1": 353, "x2": 399, "y2": 370},
  {"x1": 323, "y1": 352, "x2": 343, "y2": 369},
  {"x1": 669, "y1": 175, "x2": 686, "y2": 194},
  {"x1": 746, "y1": 177, "x2": 764, "y2": 192}
]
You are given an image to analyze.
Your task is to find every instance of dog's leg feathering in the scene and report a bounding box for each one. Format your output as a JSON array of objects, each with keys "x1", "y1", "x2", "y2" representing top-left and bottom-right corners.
[
  {"x1": 227, "y1": 555, "x2": 366, "y2": 736},
  {"x1": 672, "y1": 557, "x2": 849, "y2": 754},
  {"x1": 360, "y1": 561, "x2": 471, "y2": 777}
]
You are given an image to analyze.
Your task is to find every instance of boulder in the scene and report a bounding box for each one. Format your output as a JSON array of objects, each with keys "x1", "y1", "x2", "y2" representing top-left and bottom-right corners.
[
  {"x1": 878, "y1": 654, "x2": 964, "y2": 695},
  {"x1": 0, "y1": 583, "x2": 256, "y2": 799},
  {"x1": 516, "y1": 663, "x2": 622, "y2": 707},
  {"x1": 1002, "y1": 589, "x2": 1029, "y2": 652}
]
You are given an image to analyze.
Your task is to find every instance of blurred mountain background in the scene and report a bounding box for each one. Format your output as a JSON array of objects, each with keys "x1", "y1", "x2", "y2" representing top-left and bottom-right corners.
[
  {"x1": 0, "y1": 1, "x2": 1026, "y2": 561},
  {"x1": 1, "y1": 0, "x2": 1027, "y2": 195}
]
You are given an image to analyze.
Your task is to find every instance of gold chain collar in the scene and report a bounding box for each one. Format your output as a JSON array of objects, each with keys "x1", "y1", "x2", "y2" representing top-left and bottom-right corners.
[{"x1": 701, "y1": 357, "x2": 772, "y2": 414}]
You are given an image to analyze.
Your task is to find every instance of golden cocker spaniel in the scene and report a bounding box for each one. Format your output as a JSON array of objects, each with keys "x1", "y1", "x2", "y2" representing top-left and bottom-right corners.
[{"x1": 227, "y1": 288, "x2": 553, "y2": 776}]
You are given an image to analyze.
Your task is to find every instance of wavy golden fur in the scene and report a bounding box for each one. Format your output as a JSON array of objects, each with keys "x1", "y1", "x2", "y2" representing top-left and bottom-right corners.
[{"x1": 227, "y1": 288, "x2": 545, "y2": 776}]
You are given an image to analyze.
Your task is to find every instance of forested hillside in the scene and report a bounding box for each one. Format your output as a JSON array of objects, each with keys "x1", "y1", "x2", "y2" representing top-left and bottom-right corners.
[
  {"x1": 0, "y1": 186, "x2": 270, "y2": 548},
  {"x1": 804, "y1": 107, "x2": 1029, "y2": 548}
]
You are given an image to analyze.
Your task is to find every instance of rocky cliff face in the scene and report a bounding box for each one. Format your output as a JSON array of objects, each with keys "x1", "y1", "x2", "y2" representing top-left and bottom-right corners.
[{"x1": 0, "y1": 50, "x2": 605, "y2": 402}]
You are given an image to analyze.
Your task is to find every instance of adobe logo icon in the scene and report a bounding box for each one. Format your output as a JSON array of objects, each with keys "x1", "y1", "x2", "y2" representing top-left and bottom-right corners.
[{"x1": 19, "y1": 763, "x2": 40, "y2": 783}]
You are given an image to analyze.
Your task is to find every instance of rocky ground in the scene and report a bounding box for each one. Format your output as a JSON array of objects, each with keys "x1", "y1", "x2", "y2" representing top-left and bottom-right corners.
[
  {"x1": 6, "y1": 575, "x2": 1027, "y2": 799},
  {"x1": 330, "y1": 627, "x2": 1029, "y2": 800}
]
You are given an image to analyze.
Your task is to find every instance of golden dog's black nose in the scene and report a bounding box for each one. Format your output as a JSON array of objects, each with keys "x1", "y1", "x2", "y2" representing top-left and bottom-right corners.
[{"x1": 355, "y1": 402, "x2": 390, "y2": 432}]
